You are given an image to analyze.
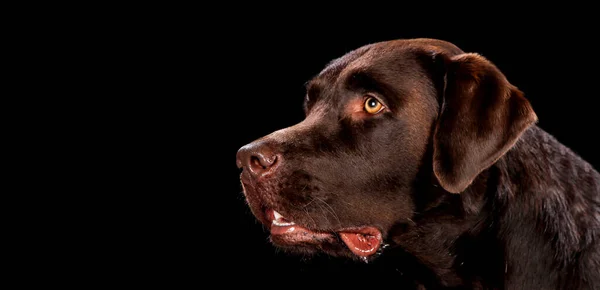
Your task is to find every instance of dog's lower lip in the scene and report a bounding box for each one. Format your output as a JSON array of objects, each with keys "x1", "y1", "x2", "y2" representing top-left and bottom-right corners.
[{"x1": 265, "y1": 209, "x2": 382, "y2": 257}]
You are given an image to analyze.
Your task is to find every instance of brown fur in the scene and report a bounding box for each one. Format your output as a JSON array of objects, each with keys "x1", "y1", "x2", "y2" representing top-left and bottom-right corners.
[{"x1": 237, "y1": 38, "x2": 600, "y2": 289}]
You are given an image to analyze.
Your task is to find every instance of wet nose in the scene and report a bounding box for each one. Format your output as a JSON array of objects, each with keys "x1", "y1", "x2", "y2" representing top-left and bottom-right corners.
[{"x1": 236, "y1": 141, "x2": 280, "y2": 178}]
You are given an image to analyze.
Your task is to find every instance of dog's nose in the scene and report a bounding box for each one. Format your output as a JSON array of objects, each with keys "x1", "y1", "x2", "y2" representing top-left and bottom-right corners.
[{"x1": 236, "y1": 141, "x2": 280, "y2": 178}]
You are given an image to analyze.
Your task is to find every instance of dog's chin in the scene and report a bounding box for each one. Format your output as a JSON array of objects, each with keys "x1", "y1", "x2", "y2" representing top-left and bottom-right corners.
[
  {"x1": 269, "y1": 234, "x2": 341, "y2": 257},
  {"x1": 265, "y1": 209, "x2": 384, "y2": 260}
]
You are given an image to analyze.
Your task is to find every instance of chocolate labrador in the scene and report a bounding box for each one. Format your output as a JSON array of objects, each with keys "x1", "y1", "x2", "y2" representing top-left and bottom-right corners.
[{"x1": 236, "y1": 38, "x2": 600, "y2": 289}]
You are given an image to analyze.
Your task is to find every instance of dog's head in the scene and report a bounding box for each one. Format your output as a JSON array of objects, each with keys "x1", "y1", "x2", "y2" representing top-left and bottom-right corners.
[{"x1": 236, "y1": 38, "x2": 537, "y2": 260}]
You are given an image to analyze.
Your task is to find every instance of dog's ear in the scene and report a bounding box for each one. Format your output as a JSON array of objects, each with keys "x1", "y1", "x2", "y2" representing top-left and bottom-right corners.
[{"x1": 432, "y1": 53, "x2": 537, "y2": 193}]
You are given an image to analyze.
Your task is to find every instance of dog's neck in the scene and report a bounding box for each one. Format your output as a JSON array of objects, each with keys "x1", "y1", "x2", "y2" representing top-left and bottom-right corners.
[{"x1": 385, "y1": 126, "x2": 600, "y2": 289}]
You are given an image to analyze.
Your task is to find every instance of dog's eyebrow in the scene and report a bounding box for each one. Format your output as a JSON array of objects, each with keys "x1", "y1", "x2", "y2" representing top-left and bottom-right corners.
[
  {"x1": 345, "y1": 70, "x2": 386, "y2": 93},
  {"x1": 344, "y1": 70, "x2": 400, "y2": 110}
]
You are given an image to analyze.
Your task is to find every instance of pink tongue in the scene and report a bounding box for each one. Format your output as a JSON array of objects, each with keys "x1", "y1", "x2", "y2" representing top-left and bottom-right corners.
[{"x1": 339, "y1": 232, "x2": 381, "y2": 257}]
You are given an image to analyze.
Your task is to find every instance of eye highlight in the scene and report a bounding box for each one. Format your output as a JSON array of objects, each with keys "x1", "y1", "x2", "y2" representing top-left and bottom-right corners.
[{"x1": 364, "y1": 96, "x2": 384, "y2": 114}]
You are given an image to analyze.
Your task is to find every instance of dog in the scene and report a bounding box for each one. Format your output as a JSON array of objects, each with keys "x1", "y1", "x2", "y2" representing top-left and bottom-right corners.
[{"x1": 236, "y1": 38, "x2": 600, "y2": 289}]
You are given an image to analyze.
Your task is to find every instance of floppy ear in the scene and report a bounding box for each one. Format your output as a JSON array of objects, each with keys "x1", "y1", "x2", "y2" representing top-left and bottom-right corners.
[{"x1": 433, "y1": 53, "x2": 537, "y2": 193}]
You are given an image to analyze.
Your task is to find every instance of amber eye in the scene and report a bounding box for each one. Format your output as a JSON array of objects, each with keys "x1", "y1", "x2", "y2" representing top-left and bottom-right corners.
[{"x1": 364, "y1": 96, "x2": 384, "y2": 114}]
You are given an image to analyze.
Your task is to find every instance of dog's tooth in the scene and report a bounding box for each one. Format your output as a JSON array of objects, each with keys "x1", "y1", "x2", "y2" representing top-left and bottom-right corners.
[
  {"x1": 273, "y1": 210, "x2": 283, "y2": 220},
  {"x1": 272, "y1": 219, "x2": 296, "y2": 227},
  {"x1": 271, "y1": 210, "x2": 296, "y2": 226}
]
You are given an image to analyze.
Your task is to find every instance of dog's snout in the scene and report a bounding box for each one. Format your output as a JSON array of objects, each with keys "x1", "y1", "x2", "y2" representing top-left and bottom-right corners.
[{"x1": 237, "y1": 142, "x2": 281, "y2": 178}]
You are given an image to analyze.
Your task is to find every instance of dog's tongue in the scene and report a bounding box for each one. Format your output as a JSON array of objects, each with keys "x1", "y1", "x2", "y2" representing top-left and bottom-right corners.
[{"x1": 339, "y1": 228, "x2": 382, "y2": 257}]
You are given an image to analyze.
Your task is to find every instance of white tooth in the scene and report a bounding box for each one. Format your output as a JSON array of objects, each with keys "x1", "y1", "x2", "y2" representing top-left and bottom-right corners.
[
  {"x1": 272, "y1": 219, "x2": 296, "y2": 227},
  {"x1": 271, "y1": 210, "x2": 296, "y2": 226}
]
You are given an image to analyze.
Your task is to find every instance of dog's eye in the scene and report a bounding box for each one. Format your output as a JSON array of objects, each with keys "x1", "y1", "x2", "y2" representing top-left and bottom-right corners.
[{"x1": 364, "y1": 96, "x2": 384, "y2": 114}]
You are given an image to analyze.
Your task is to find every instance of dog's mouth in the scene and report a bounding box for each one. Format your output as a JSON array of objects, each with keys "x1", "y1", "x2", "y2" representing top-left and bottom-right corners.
[{"x1": 266, "y1": 209, "x2": 382, "y2": 257}]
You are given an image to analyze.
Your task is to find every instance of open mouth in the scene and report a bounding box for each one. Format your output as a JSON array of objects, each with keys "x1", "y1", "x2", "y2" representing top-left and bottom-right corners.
[{"x1": 266, "y1": 209, "x2": 383, "y2": 257}]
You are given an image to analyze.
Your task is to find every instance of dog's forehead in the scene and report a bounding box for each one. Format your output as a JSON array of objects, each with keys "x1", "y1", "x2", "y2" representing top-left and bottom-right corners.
[
  {"x1": 309, "y1": 39, "x2": 463, "y2": 94},
  {"x1": 307, "y1": 47, "x2": 403, "y2": 102},
  {"x1": 303, "y1": 39, "x2": 465, "y2": 116},
  {"x1": 315, "y1": 38, "x2": 463, "y2": 83}
]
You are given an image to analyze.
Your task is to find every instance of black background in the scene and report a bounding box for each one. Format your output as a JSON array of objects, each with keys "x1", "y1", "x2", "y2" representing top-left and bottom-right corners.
[{"x1": 112, "y1": 13, "x2": 600, "y2": 286}]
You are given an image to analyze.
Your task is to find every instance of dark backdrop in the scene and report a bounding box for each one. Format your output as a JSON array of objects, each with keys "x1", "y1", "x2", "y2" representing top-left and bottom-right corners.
[{"x1": 118, "y1": 15, "x2": 600, "y2": 286}]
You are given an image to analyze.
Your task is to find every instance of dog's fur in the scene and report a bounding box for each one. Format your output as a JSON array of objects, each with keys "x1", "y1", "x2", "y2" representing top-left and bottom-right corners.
[{"x1": 237, "y1": 38, "x2": 600, "y2": 289}]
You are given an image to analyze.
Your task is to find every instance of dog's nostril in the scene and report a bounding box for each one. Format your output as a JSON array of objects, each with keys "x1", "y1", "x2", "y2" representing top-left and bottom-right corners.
[
  {"x1": 251, "y1": 156, "x2": 266, "y2": 170},
  {"x1": 237, "y1": 142, "x2": 280, "y2": 177},
  {"x1": 248, "y1": 153, "x2": 279, "y2": 177}
]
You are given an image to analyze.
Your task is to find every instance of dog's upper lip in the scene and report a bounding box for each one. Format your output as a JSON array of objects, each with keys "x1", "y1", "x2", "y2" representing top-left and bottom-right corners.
[{"x1": 239, "y1": 171, "x2": 252, "y2": 186}]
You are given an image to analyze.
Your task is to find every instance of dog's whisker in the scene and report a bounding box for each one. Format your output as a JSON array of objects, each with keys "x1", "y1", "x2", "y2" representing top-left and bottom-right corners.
[
  {"x1": 303, "y1": 206, "x2": 318, "y2": 229},
  {"x1": 311, "y1": 198, "x2": 330, "y2": 226},
  {"x1": 301, "y1": 198, "x2": 316, "y2": 209},
  {"x1": 313, "y1": 196, "x2": 342, "y2": 228}
]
